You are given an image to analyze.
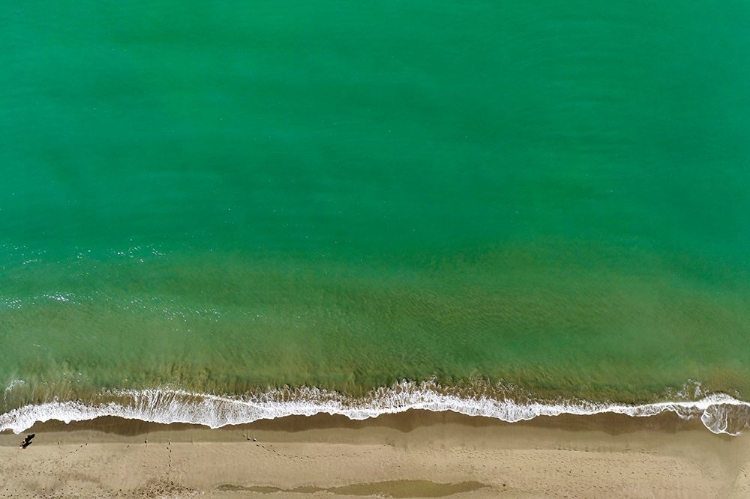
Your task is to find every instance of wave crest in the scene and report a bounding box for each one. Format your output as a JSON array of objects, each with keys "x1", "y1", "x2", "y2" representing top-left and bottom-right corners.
[{"x1": 2, "y1": 381, "x2": 749, "y2": 436}]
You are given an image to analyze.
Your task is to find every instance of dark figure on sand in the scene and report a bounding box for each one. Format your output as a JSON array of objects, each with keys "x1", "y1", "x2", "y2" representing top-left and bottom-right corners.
[{"x1": 19, "y1": 434, "x2": 35, "y2": 449}]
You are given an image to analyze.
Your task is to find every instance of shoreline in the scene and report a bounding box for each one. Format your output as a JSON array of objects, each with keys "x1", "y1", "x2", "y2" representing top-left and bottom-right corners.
[
  {"x1": 3, "y1": 382, "x2": 750, "y2": 436},
  {"x1": 0, "y1": 408, "x2": 711, "y2": 437},
  {"x1": 2, "y1": 410, "x2": 749, "y2": 498}
]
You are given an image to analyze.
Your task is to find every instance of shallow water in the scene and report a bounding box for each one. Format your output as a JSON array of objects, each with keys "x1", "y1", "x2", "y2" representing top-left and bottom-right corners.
[{"x1": 2, "y1": 1, "x2": 750, "y2": 430}]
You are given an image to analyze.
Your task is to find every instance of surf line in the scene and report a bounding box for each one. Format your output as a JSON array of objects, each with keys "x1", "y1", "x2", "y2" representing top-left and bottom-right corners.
[{"x1": 2, "y1": 381, "x2": 750, "y2": 436}]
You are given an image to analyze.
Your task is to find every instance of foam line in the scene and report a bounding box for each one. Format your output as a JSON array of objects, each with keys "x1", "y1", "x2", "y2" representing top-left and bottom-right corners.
[{"x1": 2, "y1": 382, "x2": 749, "y2": 436}]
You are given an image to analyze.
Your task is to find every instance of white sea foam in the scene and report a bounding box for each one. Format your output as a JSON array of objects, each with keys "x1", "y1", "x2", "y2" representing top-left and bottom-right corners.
[
  {"x1": 2, "y1": 381, "x2": 750, "y2": 436},
  {"x1": 4, "y1": 379, "x2": 25, "y2": 392}
]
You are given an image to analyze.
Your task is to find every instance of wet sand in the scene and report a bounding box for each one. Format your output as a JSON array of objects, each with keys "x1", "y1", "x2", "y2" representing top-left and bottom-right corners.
[{"x1": 1, "y1": 410, "x2": 749, "y2": 498}]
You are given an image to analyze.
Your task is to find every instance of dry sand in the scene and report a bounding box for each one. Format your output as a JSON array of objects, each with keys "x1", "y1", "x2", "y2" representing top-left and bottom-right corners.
[{"x1": 1, "y1": 410, "x2": 749, "y2": 498}]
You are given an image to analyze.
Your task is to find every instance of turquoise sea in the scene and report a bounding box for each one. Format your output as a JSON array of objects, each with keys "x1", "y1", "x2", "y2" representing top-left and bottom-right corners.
[{"x1": 2, "y1": 1, "x2": 750, "y2": 433}]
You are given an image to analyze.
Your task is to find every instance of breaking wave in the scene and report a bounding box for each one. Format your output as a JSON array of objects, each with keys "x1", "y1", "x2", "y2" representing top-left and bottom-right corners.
[{"x1": 2, "y1": 381, "x2": 750, "y2": 436}]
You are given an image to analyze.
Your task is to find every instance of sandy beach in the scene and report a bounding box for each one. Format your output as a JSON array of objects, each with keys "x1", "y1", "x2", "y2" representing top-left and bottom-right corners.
[{"x1": 1, "y1": 411, "x2": 749, "y2": 498}]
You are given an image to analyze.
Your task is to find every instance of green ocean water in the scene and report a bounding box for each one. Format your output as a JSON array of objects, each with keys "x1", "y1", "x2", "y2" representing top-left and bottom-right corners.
[{"x1": 2, "y1": 1, "x2": 750, "y2": 416}]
